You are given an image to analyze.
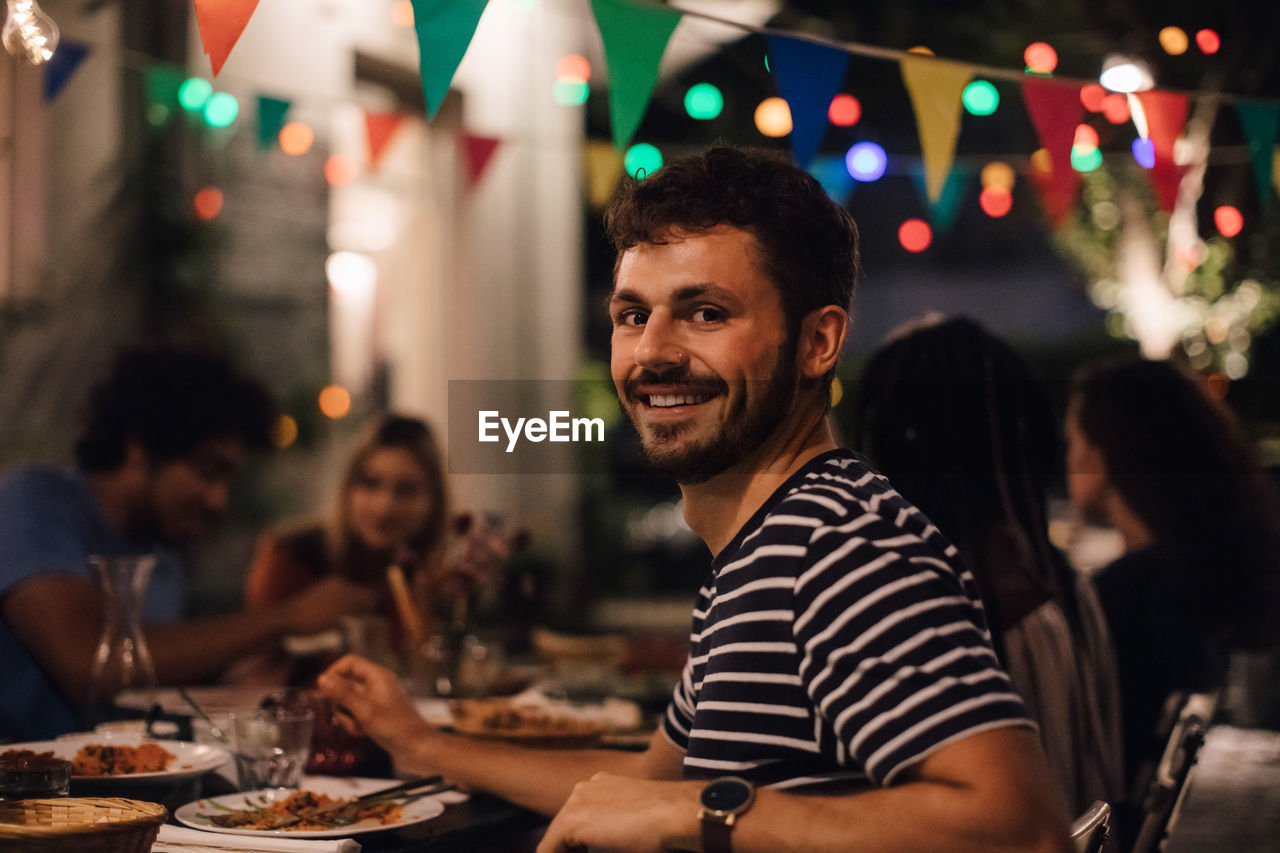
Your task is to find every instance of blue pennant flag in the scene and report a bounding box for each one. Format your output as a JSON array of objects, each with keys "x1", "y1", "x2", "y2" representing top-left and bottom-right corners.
[
  {"x1": 910, "y1": 162, "x2": 971, "y2": 234},
  {"x1": 44, "y1": 40, "x2": 90, "y2": 102},
  {"x1": 766, "y1": 35, "x2": 850, "y2": 169}
]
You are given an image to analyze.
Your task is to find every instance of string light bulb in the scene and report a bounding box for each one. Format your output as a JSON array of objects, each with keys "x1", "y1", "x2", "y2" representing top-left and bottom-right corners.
[{"x1": 3, "y1": 0, "x2": 59, "y2": 65}]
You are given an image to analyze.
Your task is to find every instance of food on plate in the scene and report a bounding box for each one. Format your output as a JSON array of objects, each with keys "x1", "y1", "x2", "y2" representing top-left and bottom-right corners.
[
  {"x1": 201, "y1": 789, "x2": 404, "y2": 831},
  {"x1": 449, "y1": 697, "x2": 607, "y2": 745},
  {"x1": 71, "y1": 743, "x2": 176, "y2": 776},
  {"x1": 0, "y1": 749, "x2": 57, "y2": 763}
]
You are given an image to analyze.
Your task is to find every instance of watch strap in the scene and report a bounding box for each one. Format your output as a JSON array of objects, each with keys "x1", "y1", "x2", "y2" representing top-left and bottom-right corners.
[{"x1": 699, "y1": 808, "x2": 735, "y2": 853}]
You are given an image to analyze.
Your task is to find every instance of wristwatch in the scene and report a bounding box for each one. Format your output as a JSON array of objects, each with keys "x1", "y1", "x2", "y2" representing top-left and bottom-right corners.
[{"x1": 698, "y1": 776, "x2": 756, "y2": 853}]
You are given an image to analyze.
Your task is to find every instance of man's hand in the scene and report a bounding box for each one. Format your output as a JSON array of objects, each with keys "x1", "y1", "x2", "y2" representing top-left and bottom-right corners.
[
  {"x1": 282, "y1": 577, "x2": 378, "y2": 635},
  {"x1": 316, "y1": 654, "x2": 434, "y2": 758},
  {"x1": 537, "y1": 773, "x2": 701, "y2": 853}
]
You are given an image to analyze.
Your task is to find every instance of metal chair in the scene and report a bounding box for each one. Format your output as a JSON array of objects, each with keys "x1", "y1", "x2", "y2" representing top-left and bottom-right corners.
[
  {"x1": 1069, "y1": 800, "x2": 1112, "y2": 853},
  {"x1": 1129, "y1": 691, "x2": 1218, "y2": 853}
]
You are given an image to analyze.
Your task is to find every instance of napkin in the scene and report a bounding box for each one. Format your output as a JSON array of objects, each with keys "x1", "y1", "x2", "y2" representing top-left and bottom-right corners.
[{"x1": 153, "y1": 825, "x2": 361, "y2": 852}]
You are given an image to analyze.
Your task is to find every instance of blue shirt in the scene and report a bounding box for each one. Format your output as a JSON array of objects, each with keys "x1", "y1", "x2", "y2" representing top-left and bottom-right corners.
[{"x1": 0, "y1": 467, "x2": 184, "y2": 741}]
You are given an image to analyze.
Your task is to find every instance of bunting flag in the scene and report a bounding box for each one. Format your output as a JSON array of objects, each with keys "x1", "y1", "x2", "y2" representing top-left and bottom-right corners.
[
  {"x1": 412, "y1": 0, "x2": 489, "y2": 119},
  {"x1": 1135, "y1": 90, "x2": 1190, "y2": 212},
  {"x1": 591, "y1": 0, "x2": 682, "y2": 150},
  {"x1": 463, "y1": 132, "x2": 501, "y2": 187},
  {"x1": 193, "y1": 0, "x2": 261, "y2": 77},
  {"x1": 43, "y1": 39, "x2": 89, "y2": 102},
  {"x1": 1235, "y1": 99, "x2": 1280, "y2": 209},
  {"x1": 910, "y1": 163, "x2": 971, "y2": 234},
  {"x1": 808, "y1": 154, "x2": 855, "y2": 204},
  {"x1": 144, "y1": 64, "x2": 185, "y2": 123},
  {"x1": 1022, "y1": 77, "x2": 1083, "y2": 226},
  {"x1": 766, "y1": 35, "x2": 850, "y2": 169},
  {"x1": 584, "y1": 140, "x2": 626, "y2": 208},
  {"x1": 364, "y1": 112, "x2": 406, "y2": 172},
  {"x1": 901, "y1": 56, "x2": 972, "y2": 203},
  {"x1": 256, "y1": 96, "x2": 292, "y2": 151}
]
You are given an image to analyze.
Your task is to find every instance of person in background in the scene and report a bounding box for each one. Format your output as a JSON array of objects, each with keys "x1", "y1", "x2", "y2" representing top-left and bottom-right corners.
[
  {"x1": 0, "y1": 345, "x2": 377, "y2": 741},
  {"x1": 850, "y1": 314, "x2": 1123, "y2": 814},
  {"x1": 319, "y1": 146, "x2": 1070, "y2": 853},
  {"x1": 1065, "y1": 355, "x2": 1280, "y2": 793},
  {"x1": 244, "y1": 413, "x2": 448, "y2": 625}
]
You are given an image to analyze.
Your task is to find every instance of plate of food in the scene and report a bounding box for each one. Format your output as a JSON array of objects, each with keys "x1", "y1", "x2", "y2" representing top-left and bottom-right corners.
[
  {"x1": 1, "y1": 733, "x2": 228, "y2": 782},
  {"x1": 447, "y1": 697, "x2": 612, "y2": 747},
  {"x1": 175, "y1": 777, "x2": 447, "y2": 838}
]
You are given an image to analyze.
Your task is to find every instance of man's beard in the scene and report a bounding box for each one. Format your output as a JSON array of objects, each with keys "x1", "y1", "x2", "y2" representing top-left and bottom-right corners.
[{"x1": 622, "y1": 344, "x2": 798, "y2": 485}]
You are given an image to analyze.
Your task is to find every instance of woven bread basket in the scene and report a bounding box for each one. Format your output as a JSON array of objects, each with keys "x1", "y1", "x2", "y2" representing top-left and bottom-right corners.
[{"x1": 0, "y1": 797, "x2": 167, "y2": 852}]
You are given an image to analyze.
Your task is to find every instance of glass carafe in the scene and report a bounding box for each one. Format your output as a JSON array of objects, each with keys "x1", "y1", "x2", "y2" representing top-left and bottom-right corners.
[{"x1": 85, "y1": 555, "x2": 157, "y2": 723}]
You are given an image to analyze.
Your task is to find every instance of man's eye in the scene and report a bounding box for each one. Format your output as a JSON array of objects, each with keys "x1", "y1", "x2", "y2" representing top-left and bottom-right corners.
[
  {"x1": 692, "y1": 307, "x2": 724, "y2": 323},
  {"x1": 616, "y1": 310, "x2": 647, "y2": 327}
]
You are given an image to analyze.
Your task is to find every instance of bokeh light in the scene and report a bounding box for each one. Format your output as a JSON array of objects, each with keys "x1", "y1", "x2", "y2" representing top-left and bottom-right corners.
[
  {"x1": 552, "y1": 79, "x2": 589, "y2": 106},
  {"x1": 318, "y1": 386, "x2": 352, "y2": 420},
  {"x1": 326, "y1": 251, "x2": 377, "y2": 299},
  {"x1": 624, "y1": 142, "x2": 663, "y2": 178},
  {"x1": 1195, "y1": 29, "x2": 1220, "y2": 55},
  {"x1": 1071, "y1": 146, "x2": 1103, "y2": 172},
  {"x1": 844, "y1": 142, "x2": 887, "y2": 182},
  {"x1": 203, "y1": 92, "x2": 239, "y2": 127},
  {"x1": 1030, "y1": 148, "x2": 1052, "y2": 174},
  {"x1": 556, "y1": 54, "x2": 590, "y2": 82},
  {"x1": 1214, "y1": 205, "x2": 1244, "y2": 237},
  {"x1": 279, "y1": 122, "x2": 314, "y2": 156},
  {"x1": 193, "y1": 187, "x2": 223, "y2": 220},
  {"x1": 272, "y1": 414, "x2": 299, "y2": 448},
  {"x1": 754, "y1": 97, "x2": 793, "y2": 137},
  {"x1": 962, "y1": 80, "x2": 999, "y2": 116},
  {"x1": 177, "y1": 77, "x2": 212, "y2": 111},
  {"x1": 1101, "y1": 93, "x2": 1130, "y2": 124},
  {"x1": 391, "y1": 0, "x2": 414, "y2": 27},
  {"x1": 907, "y1": 46, "x2": 935, "y2": 56},
  {"x1": 684, "y1": 83, "x2": 723, "y2": 120},
  {"x1": 1158, "y1": 26, "x2": 1188, "y2": 55},
  {"x1": 1080, "y1": 83, "x2": 1107, "y2": 112},
  {"x1": 898, "y1": 219, "x2": 932, "y2": 252},
  {"x1": 828, "y1": 94, "x2": 861, "y2": 127},
  {"x1": 980, "y1": 161, "x2": 1016, "y2": 192},
  {"x1": 979, "y1": 187, "x2": 1013, "y2": 217},
  {"x1": 1131, "y1": 137, "x2": 1156, "y2": 168},
  {"x1": 1024, "y1": 42, "x2": 1058, "y2": 73},
  {"x1": 1074, "y1": 124, "x2": 1099, "y2": 149},
  {"x1": 325, "y1": 155, "x2": 358, "y2": 186}
]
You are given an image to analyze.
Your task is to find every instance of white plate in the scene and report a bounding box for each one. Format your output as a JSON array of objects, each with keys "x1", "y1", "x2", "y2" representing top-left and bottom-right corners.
[
  {"x1": 175, "y1": 777, "x2": 447, "y2": 838},
  {"x1": 3, "y1": 733, "x2": 228, "y2": 781}
]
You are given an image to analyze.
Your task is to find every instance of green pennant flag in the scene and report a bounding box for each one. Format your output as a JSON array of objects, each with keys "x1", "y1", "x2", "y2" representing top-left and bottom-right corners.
[
  {"x1": 1236, "y1": 98, "x2": 1280, "y2": 209},
  {"x1": 591, "y1": 0, "x2": 682, "y2": 151},
  {"x1": 910, "y1": 162, "x2": 971, "y2": 234},
  {"x1": 256, "y1": 95, "x2": 291, "y2": 151},
  {"x1": 145, "y1": 64, "x2": 185, "y2": 109},
  {"x1": 411, "y1": 0, "x2": 489, "y2": 119}
]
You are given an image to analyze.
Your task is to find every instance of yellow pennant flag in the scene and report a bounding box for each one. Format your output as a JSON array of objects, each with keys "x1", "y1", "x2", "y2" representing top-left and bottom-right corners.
[
  {"x1": 901, "y1": 56, "x2": 973, "y2": 203},
  {"x1": 584, "y1": 140, "x2": 625, "y2": 209}
]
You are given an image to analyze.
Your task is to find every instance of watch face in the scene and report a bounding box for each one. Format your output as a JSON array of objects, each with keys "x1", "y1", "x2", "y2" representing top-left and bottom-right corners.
[{"x1": 701, "y1": 777, "x2": 753, "y2": 813}]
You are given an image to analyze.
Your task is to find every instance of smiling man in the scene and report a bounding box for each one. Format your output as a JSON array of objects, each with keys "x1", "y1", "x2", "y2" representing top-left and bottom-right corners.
[{"x1": 319, "y1": 146, "x2": 1070, "y2": 852}]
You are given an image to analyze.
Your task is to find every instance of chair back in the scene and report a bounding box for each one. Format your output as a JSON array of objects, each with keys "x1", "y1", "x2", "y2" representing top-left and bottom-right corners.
[
  {"x1": 1129, "y1": 691, "x2": 1218, "y2": 853},
  {"x1": 1069, "y1": 799, "x2": 1111, "y2": 853}
]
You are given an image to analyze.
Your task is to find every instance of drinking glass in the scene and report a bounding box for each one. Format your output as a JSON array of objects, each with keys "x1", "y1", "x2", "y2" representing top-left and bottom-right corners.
[
  {"x1": 229, "y1": 706, "x2": 314, "y2": 791},
  {"x1": 0, "y1": 756, "x2": 71, "y2": 800}
]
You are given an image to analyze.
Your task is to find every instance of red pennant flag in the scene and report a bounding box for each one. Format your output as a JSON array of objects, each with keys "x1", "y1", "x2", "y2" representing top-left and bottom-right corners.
[
  {"x1": 463, "y1": 133, "x2": 500, "y2": 188},
  {"x1": 1135, "y1": 90, "x2": 1191, "y2": 212},
  {"x1": 364, "y1": 112, "x2": 406, "y2": 173},
  {"x1": 1021, "y1": 77, "x2": 1083, "y2": 226},
  {"x1": 193, "y1": 0, "x2": 260, "y2": 77}
]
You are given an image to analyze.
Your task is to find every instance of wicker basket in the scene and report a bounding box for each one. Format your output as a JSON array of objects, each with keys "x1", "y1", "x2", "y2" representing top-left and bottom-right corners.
[{"x1": 0, "y1": 797, "x2": 167, "y2": 853}]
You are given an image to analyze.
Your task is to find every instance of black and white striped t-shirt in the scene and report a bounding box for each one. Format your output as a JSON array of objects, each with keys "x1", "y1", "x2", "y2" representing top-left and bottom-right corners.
[{"x1": 662, "y1": 449, "x2": 1032, "y2": 791}]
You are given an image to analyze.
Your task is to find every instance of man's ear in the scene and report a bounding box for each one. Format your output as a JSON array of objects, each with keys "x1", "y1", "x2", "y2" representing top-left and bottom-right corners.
[{"x1": 797, "y1": 305, "x2": 849, "y2": 379}]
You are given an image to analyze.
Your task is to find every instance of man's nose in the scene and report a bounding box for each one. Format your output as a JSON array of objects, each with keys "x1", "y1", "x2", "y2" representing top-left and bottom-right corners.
[{"x1": 634, "y1": 314, "x2": 687, "y2": 372}]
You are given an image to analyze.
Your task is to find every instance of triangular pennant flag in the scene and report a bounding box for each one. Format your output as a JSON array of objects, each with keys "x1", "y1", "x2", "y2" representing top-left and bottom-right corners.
[
  {"x1": 256, "y1": 96, "x2": 291, "y2": 151},
  {"x1": 463, "y1": 133, "x2": 500, "y2": 187},
  {"x1": 145, "y1": 64, "x2": 185, "y2": 109},
  {"x1": 411, "y1": 0, "x2": 489, "y2": 119},
  {"x1": 909, "y1": 162, "x2": 971, "y2": 234},
  {"x1": 193, "y1": 0, "x2": 260, "y2": 77},
  {"x1": 591, "y1": 0, "x2": 682, "y2": 151},
  {"x1": 43, "y1": 40, "x2": 89, "y2": 102},
  {"x1": 1022, "y1": 77, "x2": 1084, "y2": 226},
  {"x1": 1236, "y1": 99, "x2": 1280, "y2": 209},
  {"x1": 808, "y1": 154, "x2": 855, "y2": 204},
  {"x1": 584, "y1": 140, "x2": 626, "y2": 208},
  {"x1": 365, "y1": 112, "x2": 406, "y2": 172},
  {"x1": 766, "y1": 35, "x2": 851, "y2": 169},
  {"x1": 901, "y1": 56, "x2": 973, "y2": 203},
  {"x1": 1135, "y1": 90, "x2": 1190, "y2": 212}
]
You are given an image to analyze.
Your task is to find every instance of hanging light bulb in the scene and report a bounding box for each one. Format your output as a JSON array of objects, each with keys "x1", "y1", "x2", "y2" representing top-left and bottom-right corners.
[{"x1": 3, "y1": 0, "x2": 59, "y2": 65}]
